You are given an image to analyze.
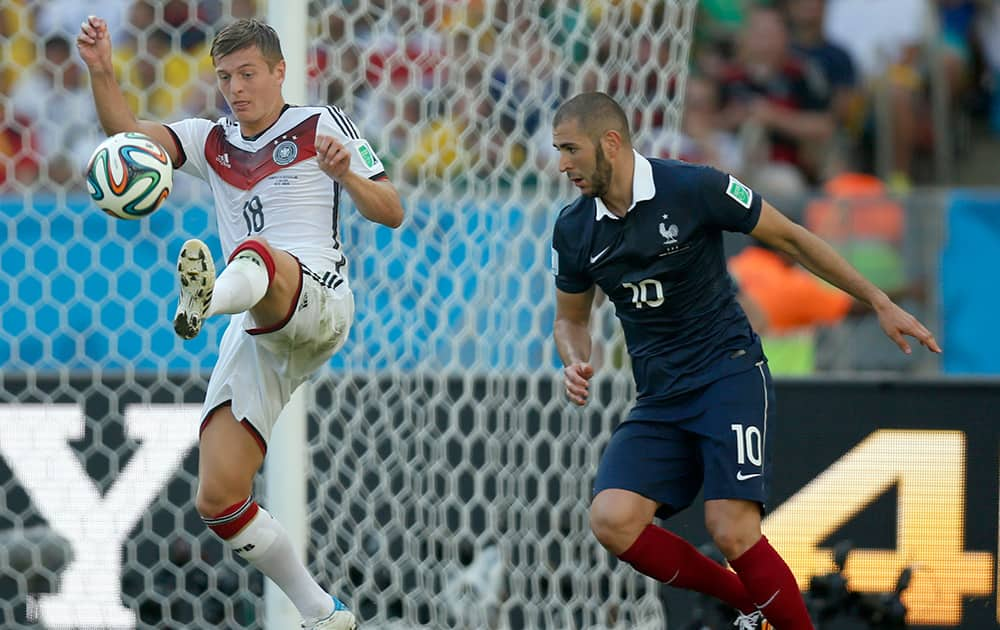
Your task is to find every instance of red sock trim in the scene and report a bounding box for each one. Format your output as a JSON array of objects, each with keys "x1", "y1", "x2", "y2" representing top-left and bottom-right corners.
[
  {"x1": 229, "y1": 239, "x2": 276, "y2": 284},
  {"x1": 203, "y1": 496, "x2": 260, "y2": 539}
]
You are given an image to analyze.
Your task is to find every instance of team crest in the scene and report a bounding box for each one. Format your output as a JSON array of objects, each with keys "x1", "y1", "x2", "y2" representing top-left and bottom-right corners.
[
  {"x1": 659, "y1": 222, "x2": 679, "y2": 245},
  {"x1": 272, "y1": 140, "x2": 298, "y2": 166}
]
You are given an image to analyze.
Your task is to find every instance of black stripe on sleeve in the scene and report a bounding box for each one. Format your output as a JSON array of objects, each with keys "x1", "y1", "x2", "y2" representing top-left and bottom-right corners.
[
  {"x1": 163, "y1": 124, "x2": 187, "y2": 169},
  {"x1": 327, "y1": 105, "x2": 359, "y2": 139},
  {"x1": 325, "y1": 106, "x2": 353, "y2": 138},
  {"x1": 336, "y1": 106, "x2": 362, "y2": 138}
]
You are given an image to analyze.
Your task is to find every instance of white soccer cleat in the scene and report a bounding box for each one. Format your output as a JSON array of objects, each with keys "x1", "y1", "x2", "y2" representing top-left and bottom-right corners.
[
  {"x1": 301, "y1": 597, "x2": 357, "y2": 630},
  {"x1": 733, "y1": 610, "x2": 772, "y2": 630},
  {"x1": 173, "y1": 239, "x2": 215, "y2": 340}
]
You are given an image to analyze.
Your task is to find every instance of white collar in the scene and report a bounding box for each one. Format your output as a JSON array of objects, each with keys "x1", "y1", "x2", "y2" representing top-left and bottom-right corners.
[{"x1": 595, "y1": 150, "x2": 656, "y2": 221}]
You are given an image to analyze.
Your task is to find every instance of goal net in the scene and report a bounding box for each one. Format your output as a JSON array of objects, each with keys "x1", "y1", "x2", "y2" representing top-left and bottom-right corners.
[{"x1": 0, "y1": 0, "x2": 698, "y2": 628}]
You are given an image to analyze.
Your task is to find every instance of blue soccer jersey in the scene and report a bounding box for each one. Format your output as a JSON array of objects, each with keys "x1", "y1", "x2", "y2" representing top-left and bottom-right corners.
[{"x1": 552, "y1": 153, "x2": 764, "y2": 417}]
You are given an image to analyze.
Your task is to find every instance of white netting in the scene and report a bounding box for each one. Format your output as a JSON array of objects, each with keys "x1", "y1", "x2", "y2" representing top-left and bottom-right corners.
[{"x1": 0, "y1": 0, "x2": 698, "y2": 627}]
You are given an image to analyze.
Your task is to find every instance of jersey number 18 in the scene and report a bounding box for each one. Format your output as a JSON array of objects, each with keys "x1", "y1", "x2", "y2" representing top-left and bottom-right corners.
[{"x1": 242, "y1": 195, "x2": 265, "y2": 236}]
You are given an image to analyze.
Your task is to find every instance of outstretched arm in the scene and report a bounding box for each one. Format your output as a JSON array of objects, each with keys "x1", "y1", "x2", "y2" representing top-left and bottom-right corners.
[
  {"x1": 750, "y1": 200, "x2": 941, "y2": 355},
  {"x1": 555, "y1": 287, "x2": 597, "y2": 405},
  {"x1": 315, "y1": 135, "x2": 404, "y2": 228},
  {"x1": 76, "y1": 16, "x2": 180, "y2": 162}
]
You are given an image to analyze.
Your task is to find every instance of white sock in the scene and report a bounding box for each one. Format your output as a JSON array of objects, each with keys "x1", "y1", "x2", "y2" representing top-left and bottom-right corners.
[
  {"x1": 226, "y1": 507, "x2": 333, "y2": 619},
  {"x1": 207, "y1": 250, "x2": 269, "y2": 316}
]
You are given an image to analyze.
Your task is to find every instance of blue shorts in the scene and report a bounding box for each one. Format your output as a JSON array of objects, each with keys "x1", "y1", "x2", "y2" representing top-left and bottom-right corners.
[{"x1": 593, "y1": 361, "x2": 775, "y2": 519}]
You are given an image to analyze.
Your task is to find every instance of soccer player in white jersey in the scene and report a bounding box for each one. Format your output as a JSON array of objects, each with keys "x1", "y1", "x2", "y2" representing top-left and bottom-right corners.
[{"x1": 77, "y1": 16, "x2": 403, "y2": 630}]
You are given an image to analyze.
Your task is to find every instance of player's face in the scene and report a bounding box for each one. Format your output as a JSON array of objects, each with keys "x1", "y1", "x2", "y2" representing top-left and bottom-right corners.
[
  {"x1": 553, "y1": 119, "x2": 612, "y2": 198},
  {"x1": 214, "y1": 45, "x2": 286, "y2": 133}
]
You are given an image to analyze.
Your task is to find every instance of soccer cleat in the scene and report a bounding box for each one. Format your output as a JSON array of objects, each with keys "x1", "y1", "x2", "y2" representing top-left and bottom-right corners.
[
  {"x1": 733, "y1": 610, "x2": 772, "y2": 630},
  {"x1": 173, "y1": 239, "x2": 215, "y2": 340},
  {"x1": 300, "y1": 596, "x2": 357, "y2": 630}
]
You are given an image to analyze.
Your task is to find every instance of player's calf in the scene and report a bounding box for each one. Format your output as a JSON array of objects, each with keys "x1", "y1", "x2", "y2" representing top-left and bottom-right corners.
[{"x1": 201, "y1": 496, "x2": 351, "y2": 625}]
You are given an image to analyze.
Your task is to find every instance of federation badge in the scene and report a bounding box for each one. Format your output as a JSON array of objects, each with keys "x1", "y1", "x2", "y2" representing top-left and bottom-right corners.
[{"x1": 272, "y1": 140, "x2": 298, "y2": 166}]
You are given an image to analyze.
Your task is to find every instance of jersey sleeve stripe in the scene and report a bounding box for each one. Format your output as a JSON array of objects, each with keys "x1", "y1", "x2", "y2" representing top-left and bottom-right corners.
[
  {"x1": 331, "y1": 105, "x2": 361, "y2": 138},
  {"x1": 326, "y1": 106, "x2": 360, "y2": 139},
  {"x1": 162, "y1": 124, "x2": 187, "y2": 168},
  {"x1": 324, "y1": 106, "x2": 352, "y2": 138}
]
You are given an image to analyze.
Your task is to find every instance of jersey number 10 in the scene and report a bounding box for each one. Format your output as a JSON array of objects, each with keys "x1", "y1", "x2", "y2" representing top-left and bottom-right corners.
[{"x1": 622, "y1": 279, "x2": 664, "y2": 309}]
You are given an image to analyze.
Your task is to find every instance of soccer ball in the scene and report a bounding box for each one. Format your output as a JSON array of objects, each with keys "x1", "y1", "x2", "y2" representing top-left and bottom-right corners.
[{"x1": 86, "y1": 131, "x2": 173, "y2": 220}]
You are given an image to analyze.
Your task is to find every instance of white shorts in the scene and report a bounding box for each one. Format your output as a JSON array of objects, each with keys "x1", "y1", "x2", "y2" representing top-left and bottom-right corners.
[{"x1": 200, "y1": 263, "x2": 354, "y2": 450}]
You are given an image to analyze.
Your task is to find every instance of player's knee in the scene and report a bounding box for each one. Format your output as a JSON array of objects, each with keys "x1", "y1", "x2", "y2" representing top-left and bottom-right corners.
[
  {"x1": 590, "y1": 497, "x2": 646, "y2": 553},
  {"x1": 195, "y1": 482, "x2": 245, "y2": 520},
  {"x1": 705, "y1": 499, "x2": 762, "y2": 559},
  {"x1": 705, "y1": 517, "x2": 759, "y2": 559}
]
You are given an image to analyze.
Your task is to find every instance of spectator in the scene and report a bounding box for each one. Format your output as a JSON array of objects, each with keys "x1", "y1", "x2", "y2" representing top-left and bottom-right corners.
[
  {"x1": 823, "y1": 0, "x2": 936, "y2": 188},
  {"x1": 717, "y1": 6, "x2": 835, "y2": 199},
  {"x1": 729, "y1": 240, "x2": 853, "y2": 374},
  {"x1": 8, "y1": 35, "x2": 100, "y2": 186},
  {"x1": 937, "y1": 0, "x2": 976, "y2": 98},
  {"x1": 692, "y1": 0, "x2": 753, "y2": 78},
  {"x1": 733, "y1": 172, "x2": 927, "y2": 374},
  {"x1": 650, "y1": 75, "x2": 744, "y2": 175},
  {"x1": 977, "y1": 0, "x2": 1000, "y2": 133},
  {"x1": 31, "y1": 0, "x2": 128, "y2": 41},
  {"x1": 1, "y1": 1, "x2": 34, "y2": 89},
  {"x1": 0, "y1": 102, "x2": 41, "y2": 190},
  {"x1": 782, "y1": 0, "x2": 862, "y2": 171}
]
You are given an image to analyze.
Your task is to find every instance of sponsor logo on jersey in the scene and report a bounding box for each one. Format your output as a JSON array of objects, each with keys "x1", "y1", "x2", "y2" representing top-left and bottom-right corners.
[
  {"x1": 216, "y1": 153, "x2": 231, "y2": 168},
  {"x1": 272, "y1": 140, "x2": 298, "y2": 166},
  {"x1": 589, "y1": 246, "x2": 610, "y2": 264},
  {"x1": 726, "y1": 175, "x2": 753, "y2": 208}
]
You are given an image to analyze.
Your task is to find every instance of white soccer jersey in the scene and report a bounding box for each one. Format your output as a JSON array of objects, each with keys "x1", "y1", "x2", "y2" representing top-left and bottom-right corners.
[{"x1": 166, "y1": 105, "x2": 386, "y2": 290}]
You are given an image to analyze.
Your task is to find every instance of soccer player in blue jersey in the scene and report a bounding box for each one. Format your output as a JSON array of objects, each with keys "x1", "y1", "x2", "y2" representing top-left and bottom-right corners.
[{"x1": 550, "y1": 93, "x2": 940, "y2": 630}]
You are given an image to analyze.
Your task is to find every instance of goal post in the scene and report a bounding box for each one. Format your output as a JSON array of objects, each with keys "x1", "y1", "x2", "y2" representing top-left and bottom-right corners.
[
  {"x1": 264, "y1": 2, "x2": 310, "y2": 629},
  {"x1": 0, "y1": 1, "x2": 700, "y2": 628}
]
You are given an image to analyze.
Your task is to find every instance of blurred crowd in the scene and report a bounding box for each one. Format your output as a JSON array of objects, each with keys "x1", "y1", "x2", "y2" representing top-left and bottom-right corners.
[
  {"x1": 0, "y1": 0, "x2": 255, "y2": 190},
  {"x1": 679, "y1": 0, "x2": 998, "y2": 199},
  {"x1": 1, "y1": 0, "x2": 999, "y2": 193}
]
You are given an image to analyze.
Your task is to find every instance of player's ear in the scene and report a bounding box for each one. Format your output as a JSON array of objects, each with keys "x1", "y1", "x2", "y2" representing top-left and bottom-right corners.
[
  {"x1": 601, "y1": 129, "x2": 623, "y2": 158},
  {"x1": 273, "y1": 59, "x2": 286, "y2": 82}
]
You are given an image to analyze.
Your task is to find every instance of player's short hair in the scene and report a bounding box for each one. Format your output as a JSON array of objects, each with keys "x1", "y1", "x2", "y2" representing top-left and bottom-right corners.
[
  {"x1": 211, "y1": 19, "x2": 284, "y2": 68},
  {"x1": 553, "y1": 92, "x2": 632, "y2": 146}
]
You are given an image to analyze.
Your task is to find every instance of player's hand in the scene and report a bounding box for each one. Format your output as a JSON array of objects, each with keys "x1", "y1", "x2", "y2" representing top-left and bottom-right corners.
[
  {"x1": 76, "y1": 15, "x2": 114, "y2": 72},
  {"x1": 875, "y1": 301, "x2": 942, "y2": 355},
  {"x1": 564, "y1": 362, "x2": 594, "y2": 406},
  {"x1": 315, "y1": 135, "x2": 351, "y2": 181}
]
